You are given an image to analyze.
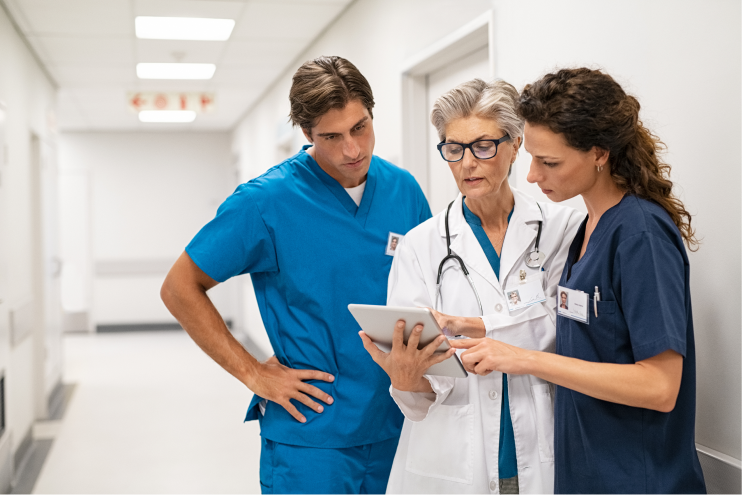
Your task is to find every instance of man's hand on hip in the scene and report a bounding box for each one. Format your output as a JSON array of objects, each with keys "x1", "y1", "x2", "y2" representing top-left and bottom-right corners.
[
  {"x1": 249, "y1": 356, "x2": 335, "y2": 423},
  {"x1": 161, "y1": 252, "x2": 334, "y2": 424}
]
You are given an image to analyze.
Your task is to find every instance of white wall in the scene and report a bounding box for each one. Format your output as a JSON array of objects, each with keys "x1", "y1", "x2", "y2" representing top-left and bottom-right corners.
[
  {"x1": 492, "y1": 0, "x2": 741, "y2": 462},
  {"x1": 58, "y1": 132, "x2": 239, "y2": 328},
  {"x1": 231, "y1": 0, "x2": 741, "y2": 463},
  {"x1": 0, "y1": 1, "x2": 60, "y2": 485}
]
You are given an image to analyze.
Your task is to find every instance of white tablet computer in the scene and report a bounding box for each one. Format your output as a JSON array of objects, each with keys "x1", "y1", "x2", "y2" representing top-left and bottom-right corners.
[{"x1": 348, "y1": 304, "x2": 467, "y2": 379}]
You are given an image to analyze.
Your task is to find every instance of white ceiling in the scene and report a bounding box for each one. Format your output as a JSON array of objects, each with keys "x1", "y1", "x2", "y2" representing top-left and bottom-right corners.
[{"x1": 4, "y1": 0, "x2": 353, "y2": 131}]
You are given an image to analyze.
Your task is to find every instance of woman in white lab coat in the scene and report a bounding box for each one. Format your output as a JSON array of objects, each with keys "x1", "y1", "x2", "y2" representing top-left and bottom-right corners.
[{"x1": 360, "y1": 79, "x2": 583, "y2": 494}]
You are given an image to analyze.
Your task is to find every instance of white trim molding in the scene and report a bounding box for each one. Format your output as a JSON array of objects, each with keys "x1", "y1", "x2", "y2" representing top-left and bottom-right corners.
[
  {"x1": 400, "y1": 10, "x2": 495, "y2": 196},
  {"x1": 696, "y1": 443, "x2": 741, "y2": 494},
  {"x1": 0, "y1": 427, "x2": 10, "y2": 493},
  {"x1": 401, "y1": 10, "x2": 494, "y2": 77},
  {"x1": 9, "y1": 300, "x2": 35, "y2": 347}
]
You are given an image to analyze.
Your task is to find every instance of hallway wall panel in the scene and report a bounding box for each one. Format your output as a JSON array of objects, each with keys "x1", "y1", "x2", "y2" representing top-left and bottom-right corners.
[
  {"x1": 491, "y1": 0, "x2": 741, "y2": 464},
  {"x1": 0, "y1": 2, "x2": 59, "y2": 489},
  {"x1": 58, "y1": 132, "x2": 238, "y2": 328}
]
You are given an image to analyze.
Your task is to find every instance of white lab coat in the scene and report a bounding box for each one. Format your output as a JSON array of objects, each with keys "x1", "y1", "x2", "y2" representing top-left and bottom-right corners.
[{"x1": 385, "y1": 188, "x2": 584, "y2": 494}]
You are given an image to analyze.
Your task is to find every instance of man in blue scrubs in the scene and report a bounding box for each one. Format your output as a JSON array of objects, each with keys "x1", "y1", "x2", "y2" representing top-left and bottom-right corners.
[{"x1": 161, "y1": 56, "x2": 431, "y2": 494}]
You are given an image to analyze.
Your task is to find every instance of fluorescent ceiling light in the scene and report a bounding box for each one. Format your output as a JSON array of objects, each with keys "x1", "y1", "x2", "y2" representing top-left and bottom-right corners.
[
  {"x1": 136, "y1": 63, "x2": 215, "y2": 80},
  {"x1": 139, "y1": 110, "x2": 196, "y2": 123},
  {"x1": 135, "y1": 16, "x2": 235, "y2": 41}
]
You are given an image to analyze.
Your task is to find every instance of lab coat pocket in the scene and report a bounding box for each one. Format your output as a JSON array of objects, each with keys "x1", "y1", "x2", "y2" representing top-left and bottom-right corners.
[
  {"x1": 405, "y1": 403, "x2": 474, "y2": 484},
  {"x1": 531, "y1": 383, "x2": 555, "y2": 462}
]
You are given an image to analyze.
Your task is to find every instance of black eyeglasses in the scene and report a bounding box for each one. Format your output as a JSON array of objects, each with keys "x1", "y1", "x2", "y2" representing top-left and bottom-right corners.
[{"x1": 437, "y1": 135, "x2": 511, "y2": 162}]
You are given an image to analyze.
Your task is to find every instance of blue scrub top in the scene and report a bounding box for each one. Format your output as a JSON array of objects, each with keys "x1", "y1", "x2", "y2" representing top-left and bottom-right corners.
[
  {"x1": 186, "y1": 145, "x2": 432, "y2": 449},
  {"x1": 462, "y1": 199, "x2": 518, "y2": 480},
  {"x1": 555, "y1": 195, "x2": 706, "y2": 493}
]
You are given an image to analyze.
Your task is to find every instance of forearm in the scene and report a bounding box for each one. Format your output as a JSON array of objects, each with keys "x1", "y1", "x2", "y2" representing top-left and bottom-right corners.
[
  {"x1": 162, "y1": 279, "x2": 259, "y2": 388},
  {"x1": 524, "y1": 350, "x2": 680, "y2": 412},
  {"x1": 458, "y1": 317, "x2": 486, "y2": 337},
  {"x1": 438, "y1": 314, "x2": 486, "y2": 338}
]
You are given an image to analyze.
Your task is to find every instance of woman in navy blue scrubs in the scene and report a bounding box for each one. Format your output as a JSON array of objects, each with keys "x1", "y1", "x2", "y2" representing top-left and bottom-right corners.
[{"x1": 450, "y1": 68, "x2": 707, "y2": 493}]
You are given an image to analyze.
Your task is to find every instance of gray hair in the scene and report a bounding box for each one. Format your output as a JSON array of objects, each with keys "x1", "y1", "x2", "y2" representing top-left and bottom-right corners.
[{"x1": 430, "y1": 78, "x2": 524, "y2": 143}]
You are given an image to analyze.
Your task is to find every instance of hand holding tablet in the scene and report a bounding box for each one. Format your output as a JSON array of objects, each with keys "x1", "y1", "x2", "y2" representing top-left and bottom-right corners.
[{"x1": 349, "y1": 304, "x2": 468, "y2": 381}]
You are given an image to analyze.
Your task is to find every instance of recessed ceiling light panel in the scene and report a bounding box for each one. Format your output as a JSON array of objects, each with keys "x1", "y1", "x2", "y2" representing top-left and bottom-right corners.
[
  {"x1": 136, "y1": 63, "x2": 216, "y2": 80},
  {"x1": 139, "y1": 110, "x2": 196, "y2": 123},
  {"x1": 135, "y1": 16, "x2": 235, "y2": 41}
]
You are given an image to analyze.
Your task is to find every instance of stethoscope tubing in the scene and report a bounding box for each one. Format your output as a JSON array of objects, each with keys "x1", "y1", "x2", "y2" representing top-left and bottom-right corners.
[{"x1": 435, "y1": 199, "x2": 545, "y2": 316}]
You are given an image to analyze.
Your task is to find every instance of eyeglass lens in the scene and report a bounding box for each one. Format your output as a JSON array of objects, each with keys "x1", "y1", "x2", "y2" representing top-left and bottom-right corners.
[{"x1": 440, "y1": 141, "x2": 498, "y2": 161}]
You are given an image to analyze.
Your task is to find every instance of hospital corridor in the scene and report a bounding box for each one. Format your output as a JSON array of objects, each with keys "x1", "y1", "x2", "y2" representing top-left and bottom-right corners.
[
  {"x1": 0, "y1": 0, "x2": 739, "y2": 494},
  {"x1": 26, "y1": 331, "x2": 262, "y2": 493}
]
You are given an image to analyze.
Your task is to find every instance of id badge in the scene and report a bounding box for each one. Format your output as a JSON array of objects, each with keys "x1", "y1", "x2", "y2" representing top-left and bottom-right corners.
[
  {"x1": 557, "y1": 285, "x2": 589, "y2": 324},
  {"x1": 506, "y1": 272, "x2": 546, "y2": 312},
  {"x1": 385, "y1": 232, "x2": 403, "y2": 256}
]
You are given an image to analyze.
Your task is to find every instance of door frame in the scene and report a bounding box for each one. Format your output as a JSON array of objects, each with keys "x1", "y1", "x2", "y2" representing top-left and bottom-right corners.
[
  {"x1": 0, "y1": 100, "x2": 9, "y2": 495},
  {"x1": 29, "y1": 132, "x2": 63, "y2": 420},
  {"x1": 400, "y1": 10, "x2": 495, "y2": 197}
]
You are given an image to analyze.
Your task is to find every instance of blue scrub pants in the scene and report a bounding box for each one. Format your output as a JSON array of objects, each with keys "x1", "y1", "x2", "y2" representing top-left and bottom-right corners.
[{"x1": 259, "y1": 436, "x2": 400, "y2": 494}]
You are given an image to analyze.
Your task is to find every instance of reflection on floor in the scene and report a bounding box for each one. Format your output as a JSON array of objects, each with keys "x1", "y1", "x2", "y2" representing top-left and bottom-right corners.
[{"x1": 32, "y1": 330, "x2": 261, "y2": 494}]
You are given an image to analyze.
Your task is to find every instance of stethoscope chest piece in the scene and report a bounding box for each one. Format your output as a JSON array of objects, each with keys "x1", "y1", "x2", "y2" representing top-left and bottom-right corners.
[{"x1": 525, "y1": 250, "x2": 545, "y2": 269}]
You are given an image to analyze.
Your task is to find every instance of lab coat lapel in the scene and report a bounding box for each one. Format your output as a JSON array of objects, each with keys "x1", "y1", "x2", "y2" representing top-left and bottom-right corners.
[
  {"x1": 442, "y1": 195, "x2": 502, "y2": 291},
  {"x1": 499, "y1": 189, "x2": 543, "y2": 284}
]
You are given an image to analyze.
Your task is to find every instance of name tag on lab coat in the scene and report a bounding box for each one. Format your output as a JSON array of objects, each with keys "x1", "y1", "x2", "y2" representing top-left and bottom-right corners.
[
  {"x1": 505, "y1": 277, "x2": 546, "y2": 313},
  {"x1": 557, "y1": 286, "x2": 589, "y2": 324}
]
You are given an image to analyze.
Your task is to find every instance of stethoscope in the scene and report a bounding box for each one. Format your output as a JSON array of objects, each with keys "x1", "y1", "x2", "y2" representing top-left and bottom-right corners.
[{"x1": 434, "y1": 200, "x2": 546, "y2": 316}]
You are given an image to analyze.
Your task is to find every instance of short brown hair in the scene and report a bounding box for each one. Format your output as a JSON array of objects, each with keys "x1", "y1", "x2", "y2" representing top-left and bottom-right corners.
[{"x1": 289, "y1": 56, "x2": 374, "y2": 131}]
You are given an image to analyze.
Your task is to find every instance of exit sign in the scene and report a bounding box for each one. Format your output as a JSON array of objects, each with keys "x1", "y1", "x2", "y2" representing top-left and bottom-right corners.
[{"x1": 127, "y1": 92, "x2": 215, "y2": 113}]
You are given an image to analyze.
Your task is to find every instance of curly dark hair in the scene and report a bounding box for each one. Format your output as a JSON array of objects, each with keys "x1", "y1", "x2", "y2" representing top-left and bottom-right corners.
[{"x1": 518, "y1": 68, "x2": 697, "y2": 250}]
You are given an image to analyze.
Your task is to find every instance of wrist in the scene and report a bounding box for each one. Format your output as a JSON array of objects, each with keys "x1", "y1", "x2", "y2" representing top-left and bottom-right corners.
[
  {"x1": 392, "y1": 375, "x2": 432, "y2": 393},
  {"x1": 454, "y1": 316, "x2": 485, "y2": 338},
  {"x1": 392, "y1": 378, "x2": 417, "y2": 392},
  {"x1": 241, "y1": 357, "x2": 263, "y2": 390},
  {"x1": 521, "y1": 349, "x2": 542, "y2": 376},
  {"x1": 417, "y1": 376, "x2": 434, "y2": 393},
  {"x1": 468, "y1": 317, "x2": 486, "y2": 337}
]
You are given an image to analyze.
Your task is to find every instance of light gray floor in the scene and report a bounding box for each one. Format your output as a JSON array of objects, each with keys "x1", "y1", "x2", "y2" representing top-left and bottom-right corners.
[{"x1": 32, "y1": 331, "x2": 262, "y2": 494}]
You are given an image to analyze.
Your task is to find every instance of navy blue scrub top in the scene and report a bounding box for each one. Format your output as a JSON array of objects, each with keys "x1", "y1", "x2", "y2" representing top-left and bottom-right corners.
[
  {"x1": 554, "y1": 195, "x2": 706, "y2": 493},
  {"x1": 186, "y1": 145, "x2": 432, "y2": 449},
  {"x1": 462, "y1": 199, "x2": 518, "y2": 480}
]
